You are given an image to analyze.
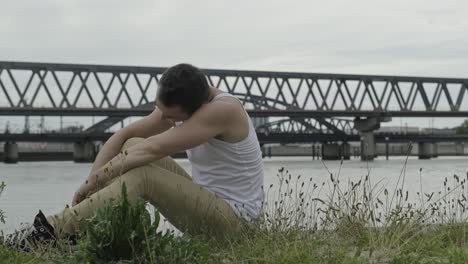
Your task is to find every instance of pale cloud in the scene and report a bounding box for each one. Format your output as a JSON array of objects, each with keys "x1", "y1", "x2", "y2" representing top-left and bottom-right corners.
[{"x1": 1, "y1": 0, "x2": 466, "y2": 75}]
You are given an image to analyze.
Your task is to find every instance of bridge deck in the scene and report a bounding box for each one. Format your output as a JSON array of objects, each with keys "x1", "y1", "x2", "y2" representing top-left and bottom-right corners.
[
  {"x1": 1, "y1": 132, "x2": 468, "y2": 144},
  {"x1": 1, "y1": 107, "x2": 468, "y2": 118}
]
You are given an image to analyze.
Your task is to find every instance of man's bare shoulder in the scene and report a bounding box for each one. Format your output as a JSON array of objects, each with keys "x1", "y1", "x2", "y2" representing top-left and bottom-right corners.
[{"x1": 190, "y1": 99, "x2": 238, "y2": 125}]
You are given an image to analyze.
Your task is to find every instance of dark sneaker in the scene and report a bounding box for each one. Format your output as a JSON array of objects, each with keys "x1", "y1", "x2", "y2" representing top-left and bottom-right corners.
[{"x1": 5, "y1": 210, "x2": 56, "y2": 251}]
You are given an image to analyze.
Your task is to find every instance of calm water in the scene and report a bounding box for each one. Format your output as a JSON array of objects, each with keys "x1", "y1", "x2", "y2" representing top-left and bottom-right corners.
[{"x1": 0, "y1": 157, "x2": 467, "y2": 234}]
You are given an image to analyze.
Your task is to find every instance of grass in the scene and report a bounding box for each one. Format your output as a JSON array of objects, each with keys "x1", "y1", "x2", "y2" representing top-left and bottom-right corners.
[
  {"x1": 0, "y1": 181, "x2": 6, "y2": 224},
  {"x1": 2, "y1": 155, "x2": 468, "y2": 263}
]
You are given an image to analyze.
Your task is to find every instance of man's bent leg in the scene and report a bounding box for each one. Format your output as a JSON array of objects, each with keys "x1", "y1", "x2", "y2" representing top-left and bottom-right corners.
[
  {"x1": 137, "y1": 165, "x2": 246, "y2": 239},
  {"x1": 45, "y1": 137, "x2": 159, "y2": 237},
  {"x1": 99, "y1": 137, "x2": 191, "y2": 190},
  {"x1": 120, "y1": 138, "x2": 245, "y2": 238},
  {"x1": 47, "y1": 165, "x2": 244, "y2": 239},
  {"x1": 120, "y1": 137, "x2": 191, "y2": 181},
  {"x1": 46, "y1": 169, "x2": 147, "y2": 238},
  {"x1": 46, "y1": 137, "x2": 244, "y2": 239}
]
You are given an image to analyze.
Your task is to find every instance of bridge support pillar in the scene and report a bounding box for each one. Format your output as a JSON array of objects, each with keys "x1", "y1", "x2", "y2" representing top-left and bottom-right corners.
[
  {"x1": 322, "y1": 143, "x2": 340, "y2": 160},
  {"x1": 354, "y1": 117, "x2": 388, "y2": 161},
  {"x1": 418, "y1": 142, "x2": 432, "y2": 159},
  {"x1": 360, "y1": 132, "x2": 376, "y2": 161},
  {"x1": 73, "y1": 142, "x2": 96, "y2": 163},
  {"x1": 432, "y1": 143, "x2": 438, "y2": 158},
  {"x1": 321, "y1": 143, "x2": 350, "y2": 160},
  {"x1": 4, "y1": 142, "x2": 19, "y2": 164},
  {"x1": 456, "y1": 143, "x2": 464, "y2": 156},
  {"x1": 340, "y1": 143, "x2": 351, "y2": 160}
]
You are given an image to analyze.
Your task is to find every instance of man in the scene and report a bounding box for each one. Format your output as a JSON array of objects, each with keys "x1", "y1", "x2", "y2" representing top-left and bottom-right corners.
[{"x1": 7, "y1": 63, "x2": 264, "y2": 251}]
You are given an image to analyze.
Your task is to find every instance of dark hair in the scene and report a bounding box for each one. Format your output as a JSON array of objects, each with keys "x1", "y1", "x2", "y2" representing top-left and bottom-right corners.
[{"x1": 157, "y1": 63, "x2": 210, "y2": 114}]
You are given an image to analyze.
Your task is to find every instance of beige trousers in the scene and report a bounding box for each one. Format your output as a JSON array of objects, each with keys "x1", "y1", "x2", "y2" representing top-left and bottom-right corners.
[{"x1": 46, "y1": 137, "x2": 246, "y2": 239}]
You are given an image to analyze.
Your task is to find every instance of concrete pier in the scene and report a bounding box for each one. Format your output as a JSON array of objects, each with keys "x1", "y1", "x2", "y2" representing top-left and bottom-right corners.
[
  {"x1": 4, "y1": 142, "x2": 19, "y2": 163},
  {"x1": 73, "y1": 142, "x2": 96, "y2": 163},
  {"x1": 456, "y1": 143, "x2": 464, "y2": 156},
  {"x1": 321, "y1": 143, "x2": 351, "y2": 160},
  {"x1": 354, "y1": 117, "x2": 391, "y2": 161},
  {"x1": 432, "y1": 143, "x2": 438, "y2": 158},
  {"x1": 322, "y1": 143, "x2": 340, "y2": 160},
  {"x1": 418, "y1": 142, "x2": 433, "y2": 159},
  {"x1": 360, "y1": 131, "x2": 376, "y2": 161},
  {"x1": 340, "y1": 143, "x2": 351, "y2": 160}
]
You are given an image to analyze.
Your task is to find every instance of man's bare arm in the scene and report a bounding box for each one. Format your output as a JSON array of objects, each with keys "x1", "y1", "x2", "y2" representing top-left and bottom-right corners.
[
  {"x1": 89, "y1": 108, "x2": 172, "y2": 174},
  {"x1": 73, "y1": 108, "x2": 173, "y2": 205},
  {"x1": 75, "y1": 102, "x2": 234, "y2": 202}
]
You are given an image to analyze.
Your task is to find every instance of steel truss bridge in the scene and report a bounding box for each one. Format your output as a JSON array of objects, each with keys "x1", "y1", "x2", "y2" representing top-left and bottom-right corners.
[{"x1": 0, "y1": 61, "x2": 468, "y2": 143}]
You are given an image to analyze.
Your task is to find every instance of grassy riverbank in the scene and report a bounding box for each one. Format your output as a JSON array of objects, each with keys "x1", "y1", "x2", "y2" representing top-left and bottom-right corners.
[
  {"x1": 2, "y1": 160, "x2": 468, "y2": 263},
  {"x1": 2, "y1": 218, "x2": 468, "y2": 263}
]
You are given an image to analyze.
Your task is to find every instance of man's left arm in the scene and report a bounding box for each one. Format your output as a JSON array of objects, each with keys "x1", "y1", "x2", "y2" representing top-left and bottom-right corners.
[{"x1": 76, "y1": 102, "x2": 233, "y2": 200}]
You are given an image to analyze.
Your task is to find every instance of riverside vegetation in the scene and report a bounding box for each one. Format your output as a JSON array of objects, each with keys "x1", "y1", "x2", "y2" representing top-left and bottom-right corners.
[{"x1": 2, "y1": 154, "x2": 468, "y2": 263}]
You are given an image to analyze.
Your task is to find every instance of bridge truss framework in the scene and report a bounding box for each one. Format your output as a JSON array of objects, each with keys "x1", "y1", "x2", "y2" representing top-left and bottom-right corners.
[{"x1": 0, "y1": 61, "x2": 467, "y2": 137}]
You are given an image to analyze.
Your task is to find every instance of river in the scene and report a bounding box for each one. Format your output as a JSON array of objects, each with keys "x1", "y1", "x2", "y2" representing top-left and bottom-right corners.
[{"x1": 1, "y1": 157, "x2": 467, "y2": 234}]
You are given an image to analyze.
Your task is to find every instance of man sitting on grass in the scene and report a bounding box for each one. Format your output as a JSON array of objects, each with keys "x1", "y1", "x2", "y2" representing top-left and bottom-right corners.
[{"x1": 6, "y1": 63, "x2": 264, "y2": 251}]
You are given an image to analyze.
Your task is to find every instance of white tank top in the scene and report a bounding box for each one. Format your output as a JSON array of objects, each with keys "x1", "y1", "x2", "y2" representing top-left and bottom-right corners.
[{"x1": 184, "y1": 93, "x2": 264, "y2": 220}]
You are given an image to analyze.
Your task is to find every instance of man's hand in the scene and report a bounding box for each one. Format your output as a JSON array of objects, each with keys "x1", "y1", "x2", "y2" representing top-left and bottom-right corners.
[
  {"x1": 71, "y1": 163, "x2": 113, "y2": 207},
  {"x1": 72, "y1": 190, "x2": 85, "y2": 206}
]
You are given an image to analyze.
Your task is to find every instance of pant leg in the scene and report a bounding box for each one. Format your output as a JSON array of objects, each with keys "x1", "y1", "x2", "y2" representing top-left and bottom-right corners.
[
  {"x1": 121, "y1": 137, "x2": 192, "y2": 181},
  {"x1": 119, "y1": 138, "x2": 246, "y2": 236},
  {"x1": 47, "y1": 137, "x2": 245, "y2": 239},
  {"x1": 101, "y1": 137, "x2": 191, "y2": 189}
]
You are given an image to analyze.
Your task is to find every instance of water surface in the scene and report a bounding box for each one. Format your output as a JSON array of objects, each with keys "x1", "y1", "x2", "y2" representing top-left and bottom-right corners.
[{"x1": 1, "y1": 157, "x2": 466, "y2": 233}]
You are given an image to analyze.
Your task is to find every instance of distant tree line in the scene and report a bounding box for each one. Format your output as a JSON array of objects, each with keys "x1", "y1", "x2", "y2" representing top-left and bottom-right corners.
[{"x1": 456, "y1": 120, "x2": 468, "y2": 134}]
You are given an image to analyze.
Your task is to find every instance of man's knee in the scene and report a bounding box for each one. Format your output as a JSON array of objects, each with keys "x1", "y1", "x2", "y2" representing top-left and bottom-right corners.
[
  {"x1": 110, "y1": 166, "x2": 150, "y2": 198},
  {"x1": 122, "y1": 137, "x2": 145, "y2": 150},
  {"x1": 151, "y1": 156, "x2": 173, "y2": 169}
]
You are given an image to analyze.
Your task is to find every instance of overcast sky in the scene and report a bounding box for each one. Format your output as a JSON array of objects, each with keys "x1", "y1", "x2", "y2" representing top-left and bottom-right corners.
[{"x1": 1, "y1": 0, "x2": 468, "y2": 130}]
